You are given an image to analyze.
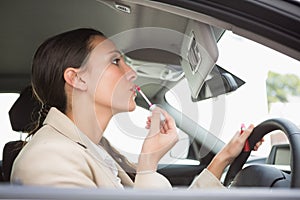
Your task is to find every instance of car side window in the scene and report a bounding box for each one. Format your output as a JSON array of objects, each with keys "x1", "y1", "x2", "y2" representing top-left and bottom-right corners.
[
  {"x1": 0, "y1": 93, "x2": 25, "y2": 160},
  {"x1": 0, "y1": 93, "x2": 190, "y2": 164}
]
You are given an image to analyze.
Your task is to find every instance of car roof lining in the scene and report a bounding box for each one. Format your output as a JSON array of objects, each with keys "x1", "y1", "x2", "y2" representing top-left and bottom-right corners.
[
  {"x1": 1, "y1": 0, "x2": 298, "y2": 94},
  {"x1": 0, "y1": 0, "x2": 226, "y2": 93},
  {"x1": 125, "y1": 0, "x2": 300, "y2": 61}
]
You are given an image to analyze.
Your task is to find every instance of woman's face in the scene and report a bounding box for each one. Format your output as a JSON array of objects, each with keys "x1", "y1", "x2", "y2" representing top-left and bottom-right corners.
[{"x1": 81, "y1": 36, "x2": 137, "y2": 114}]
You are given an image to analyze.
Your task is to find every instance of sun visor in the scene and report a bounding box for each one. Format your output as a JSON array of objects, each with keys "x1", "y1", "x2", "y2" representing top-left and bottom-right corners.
[{"x1": 181, "y1": 20, "x2": 219, "y2": 99}]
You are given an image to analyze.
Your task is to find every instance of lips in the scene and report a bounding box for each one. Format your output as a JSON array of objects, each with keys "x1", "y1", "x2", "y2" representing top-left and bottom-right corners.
[
  {"x1": 129, "y1": 85, "x2": 138, "y2": 97},
  {"x1": 130, "y1": 84, "x2": 138, "y2": 92}
]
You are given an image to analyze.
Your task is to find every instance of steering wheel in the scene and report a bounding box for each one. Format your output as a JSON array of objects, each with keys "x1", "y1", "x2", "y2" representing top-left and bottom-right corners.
[{"x1": 223, "y1": 118, "x2": 300, "y2": 188}]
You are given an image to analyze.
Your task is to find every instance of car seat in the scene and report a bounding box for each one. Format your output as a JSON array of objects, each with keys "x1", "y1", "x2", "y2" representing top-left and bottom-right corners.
[
  {"x1": 2, "y1": 141, "x2": 25, "y2": 181},
  {"x1": 1, "y1": 86, "x2": 41, "y2": 182}
]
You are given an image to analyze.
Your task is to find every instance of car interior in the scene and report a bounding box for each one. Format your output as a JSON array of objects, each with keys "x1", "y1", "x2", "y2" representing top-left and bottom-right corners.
[{"x1": 0, "y1": 0, "x2": 300, "y2": 198}]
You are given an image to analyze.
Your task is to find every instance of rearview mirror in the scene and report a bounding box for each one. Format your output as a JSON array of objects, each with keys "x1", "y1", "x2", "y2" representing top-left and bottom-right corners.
[{"x1": 192, "y1": 65, "x2": 245, "y2": 101}]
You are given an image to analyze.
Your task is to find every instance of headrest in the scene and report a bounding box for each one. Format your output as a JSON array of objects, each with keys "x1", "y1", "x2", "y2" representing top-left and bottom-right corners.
[{"x1": 9, "y1": 86, "x2": 41, "y2": 132}]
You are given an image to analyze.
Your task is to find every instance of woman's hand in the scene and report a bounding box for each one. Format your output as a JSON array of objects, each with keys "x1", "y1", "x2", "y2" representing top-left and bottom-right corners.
[
  {"x1": 207, "y1": 124, "x2": 264, "y2": 179},
  {"x1": 137, "y1": 107, "x2": 178, "y2": 173},
  {"x1": 218, "y1": 124, "x2": 255, "y2": 164}
]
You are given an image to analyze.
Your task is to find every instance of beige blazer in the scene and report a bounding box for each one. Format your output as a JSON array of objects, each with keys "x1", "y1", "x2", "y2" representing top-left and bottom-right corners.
[{"x1": 11, "y1": 108, "x2": 223, "y2": 189}]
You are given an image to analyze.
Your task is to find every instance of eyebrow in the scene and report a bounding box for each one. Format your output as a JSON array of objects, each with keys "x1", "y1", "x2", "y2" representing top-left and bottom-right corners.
[{"x1": 108, "y1": 50, "x2": 123, "y2": 56}]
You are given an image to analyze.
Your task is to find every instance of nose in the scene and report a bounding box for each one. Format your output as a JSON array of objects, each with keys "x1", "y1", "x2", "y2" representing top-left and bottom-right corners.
[{"x1": 124, "y1": 62, "x2": 137, "y2": 82}]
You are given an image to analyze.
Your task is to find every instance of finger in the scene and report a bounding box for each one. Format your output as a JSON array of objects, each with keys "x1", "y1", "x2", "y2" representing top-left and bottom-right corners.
[
  {"x1": 159, "y1": 110, "x2": 176, "y2": 131},
  {"x1": 162, "y1": 120, "x2": 168, "y2": 129},
  {"x1": 149, "y1": 106, "x2": 177, "y2": 134},
  {"x1": 253, "y1": 144, "x2": 258, "y2": 151},
  {"x1": 161, "y1": 121, "x2": 168, "y2": 134},
  {"x1": 145, "y1": 119, "x2": 151, "y2": 129},
  {"x1": 160, "y1": 126, "x2": 166, "y2": 134},
  {"x1": 150, "y1": 106, "x2": 176, "y2": 127},
  {"x1": 148, "y1": 109, "x2": 161, "y2": 136},
  {"x1": 159, "y1": 109, "x2": 175, "y2": 123},
  {"x1": 255, "y1": 141, "x2": 263, "y2": 148},
  {"x1": 239, "y1": 124, "x2": 255, "y2": 140},
  {"x1": 253, "y1": 140, "x2": 263, "y2": 150},
  {"x1": 146, "y1": 117, "x2": 151, "y2": 124},
  {"x1": 253, "y1": 146, "x2": 258, "y2": 151}
]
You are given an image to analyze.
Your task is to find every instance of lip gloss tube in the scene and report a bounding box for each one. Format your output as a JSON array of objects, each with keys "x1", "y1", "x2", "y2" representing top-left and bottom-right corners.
[{"x1": 136, "y1": 86, "x2": 165, "y2": 121}]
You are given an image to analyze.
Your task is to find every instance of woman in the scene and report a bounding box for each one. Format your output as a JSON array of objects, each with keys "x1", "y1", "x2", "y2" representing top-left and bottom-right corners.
[{"x1": 11, "y1": 28, "x2": 261, "y2": 189}]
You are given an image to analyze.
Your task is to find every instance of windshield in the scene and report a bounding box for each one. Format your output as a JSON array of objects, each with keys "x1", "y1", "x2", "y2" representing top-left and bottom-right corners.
[{"x1": 166, "y1": 31, "x2": 300, "y2": 157}]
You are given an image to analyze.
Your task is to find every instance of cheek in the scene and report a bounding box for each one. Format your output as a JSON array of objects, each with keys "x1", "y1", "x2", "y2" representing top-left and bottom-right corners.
[
  {"x1": 94, "y1": 76, "x2": 115, "y2": 104},
  {"x1": 93, "y1": 69, "x2": 123, "y2": 105}
]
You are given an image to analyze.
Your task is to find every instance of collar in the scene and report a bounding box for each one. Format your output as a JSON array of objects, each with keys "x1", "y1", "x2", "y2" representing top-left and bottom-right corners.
[
  {"x1": 43, "y1": 107, "x2": 83, "y2": 144},
  {"x1": 43, "y1": 107, "x2": 103, "y2": 154},
  {"x1": 43, "y1": 107, "x2": 134, "y2": 186}
]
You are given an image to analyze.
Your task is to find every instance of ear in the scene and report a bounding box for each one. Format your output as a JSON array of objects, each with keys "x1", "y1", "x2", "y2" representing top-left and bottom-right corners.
[{"x1": 64, "y1": 67, "x2": 87, "y2": 91}]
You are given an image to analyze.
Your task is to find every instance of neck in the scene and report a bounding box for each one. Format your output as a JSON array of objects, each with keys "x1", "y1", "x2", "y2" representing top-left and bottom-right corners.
[{"x1": 66, "y1": 102, "x2": 113, "y2": 144}]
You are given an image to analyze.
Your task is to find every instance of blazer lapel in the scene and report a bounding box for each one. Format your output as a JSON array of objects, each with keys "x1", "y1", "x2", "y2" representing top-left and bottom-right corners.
[{"x1": 43, "y1": 107, "x2": 133, "y2": 187}]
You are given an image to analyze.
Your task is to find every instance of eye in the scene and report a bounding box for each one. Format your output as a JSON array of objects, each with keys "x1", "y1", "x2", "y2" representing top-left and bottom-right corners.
[{"x1": 112, "y1": 58, "x2": 121, "y2": 66}]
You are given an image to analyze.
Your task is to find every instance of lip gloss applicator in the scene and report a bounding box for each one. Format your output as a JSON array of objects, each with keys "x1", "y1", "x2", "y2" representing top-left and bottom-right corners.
[
  {"x1": 135, "y1": 86, "x2": 165, "y2": 121},
  {"x1": 136, "y1": 86, "x2": 152, "y2": 107}
]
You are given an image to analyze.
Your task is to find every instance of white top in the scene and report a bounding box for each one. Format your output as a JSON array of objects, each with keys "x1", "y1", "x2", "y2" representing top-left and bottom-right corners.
[{"x1": 90, "y1": 139, "x2": 123, "y2": 188}]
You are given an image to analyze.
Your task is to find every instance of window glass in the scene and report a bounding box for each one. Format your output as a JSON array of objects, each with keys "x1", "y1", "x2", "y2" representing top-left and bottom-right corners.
[{"x1": 0, "y1": 93, "x2": 23, "y2": 160}]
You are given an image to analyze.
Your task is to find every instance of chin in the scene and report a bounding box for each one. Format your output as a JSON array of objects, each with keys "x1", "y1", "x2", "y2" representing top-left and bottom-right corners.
[
  {"x1": 127, "y1": 96, "x2": 137, "y2": 112},
  {"x1": 128, "y1": 102, "x2": 136, "y2": 112},
  {"x1": 114, "y1": 102, "x2": 136, "y2": 113}
]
